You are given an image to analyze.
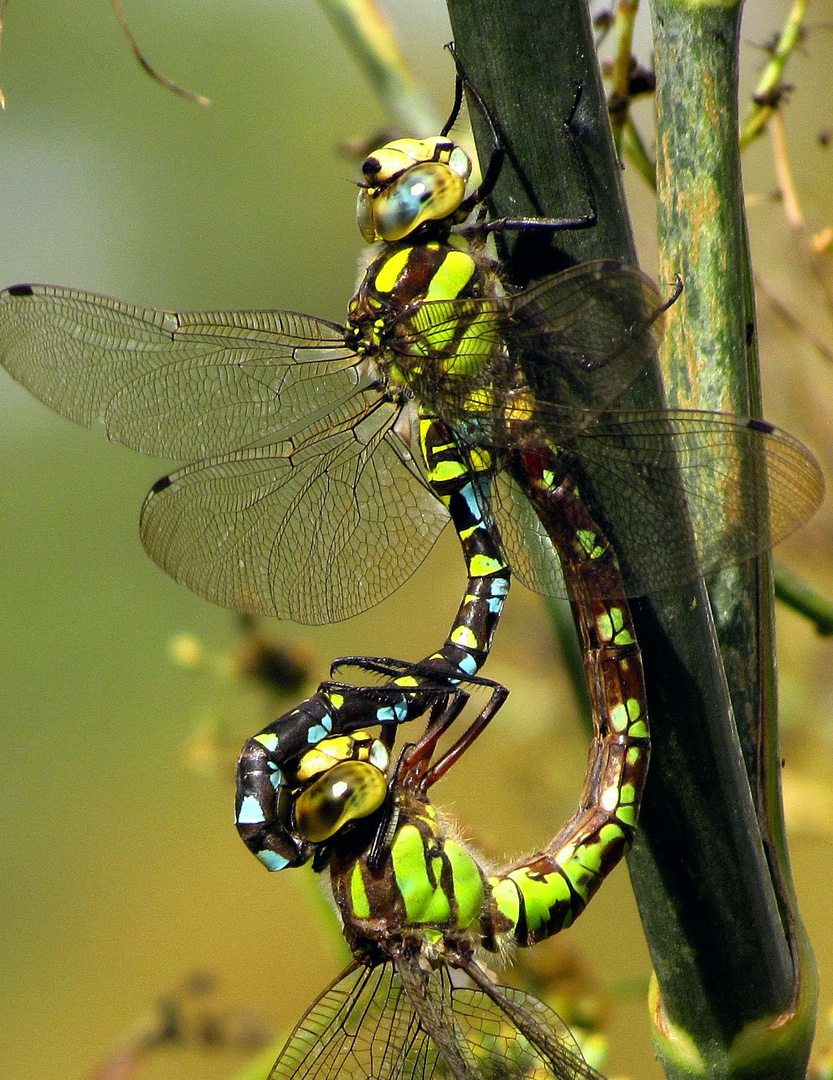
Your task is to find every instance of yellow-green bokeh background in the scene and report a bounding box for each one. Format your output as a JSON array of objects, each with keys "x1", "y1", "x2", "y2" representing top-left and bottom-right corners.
[{"x1": 1, "y1": 3, "x2": 832, "y2": 1079}]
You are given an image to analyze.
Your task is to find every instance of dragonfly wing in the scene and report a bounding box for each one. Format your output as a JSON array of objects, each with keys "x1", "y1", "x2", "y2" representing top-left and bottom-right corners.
[
  {"x1": 385, "y1": 261, "x2": 669, "y2": 446},
  {"x1": 268, "y1": 961, "x2": 440, "y2": 1080},
  {"x1": 492, "y1": 469, "x2": 568, "y2": 600},
  {"x1": 505, "y1": 260, "x2": 668, "y2": 431},
  {"x1": 268, "y1": 955, "x2": 602, "y2": 1080},
  {"x1": 398, "y1": 955, "x2": 605, "y2": 1080},
  {"x1": 0, "y1": 284, "x2": 359, "y2": 458},
  {"x1": 140, "y1": 401, "x2": 449, "y2": 623},
  {"x1": 460, "y1": 959, "x2": 606, "y2": 1080},
  {"x1": 568, "y1": 409, "x2": 825, "y2": 595},
  {"x1": 395, "y1": 958, "x2": 484, "y2": 1080}
]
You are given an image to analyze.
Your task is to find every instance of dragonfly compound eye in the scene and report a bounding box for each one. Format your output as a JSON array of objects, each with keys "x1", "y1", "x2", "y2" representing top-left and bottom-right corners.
[
  {"x1": 357, "y1": 162, "x2": 468, "y2": 243},
  {"x1": 293, "y1": 760, "x2": 388, "y2": 843},
  {"x1": 294, "y1": 730, "x2": 388, "y2": 784},
  {"x1": 356, "y1": 136, "x2": 472, "y2": 244}
]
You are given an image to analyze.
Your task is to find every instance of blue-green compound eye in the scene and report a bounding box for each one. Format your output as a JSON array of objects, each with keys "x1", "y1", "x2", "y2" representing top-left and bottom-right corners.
[
  {"x1": 294, "y1": 761, "x2": 388, "y2": 843},
  {"x1": 357, "y1": 162, "x2": 467, "y2": 242}
]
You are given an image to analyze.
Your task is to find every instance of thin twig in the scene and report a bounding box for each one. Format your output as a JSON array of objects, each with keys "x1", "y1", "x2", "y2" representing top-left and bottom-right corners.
[
  {"x1": 740, "y1": 0, "x2": 808, "y2": 148},
  {"x1": 0, "y1": 0, "x2": 8, "y2": 108},
  {"x1": 111, "y1": 0, "x2": 210, "y2": 106},
  {"x1": 756, "y1": 273, "x2": 833, "y2": 366},
  {"x1": 768, "y1": 105, "x2": 833, "y2": 326},
  {"x1": 775, "y1": 565, "x2": 833, "y2": 636},
  {"x1": 608, "y1": 0, "x2": 640, "y2": 151},
  {"x1": 771, "y1": 107, "x2": 805, "y2": 227},
  {"x1": 317, "y1": 0, "x2": 438, "y2": 135}
]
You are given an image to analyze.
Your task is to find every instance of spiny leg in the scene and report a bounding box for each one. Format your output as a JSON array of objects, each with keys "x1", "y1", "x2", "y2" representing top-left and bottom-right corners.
[{"x1": 444, "y1": 42, "x2": 597, "y2": 233}]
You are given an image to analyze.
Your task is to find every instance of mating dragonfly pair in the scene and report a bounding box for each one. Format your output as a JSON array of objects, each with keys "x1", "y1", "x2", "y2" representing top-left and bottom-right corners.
[{"x1": 0, "y1": 49, "x2": 822, "y2": 1080}]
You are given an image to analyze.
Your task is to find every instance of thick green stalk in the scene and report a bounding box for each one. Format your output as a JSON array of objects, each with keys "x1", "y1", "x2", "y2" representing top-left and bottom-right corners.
[
  {"x1": 650, "y1": 3, "x2": 818, "y2": 1076},
  {"x1": 445, "y1": 1, "x2": 814, "y2": 1076}
]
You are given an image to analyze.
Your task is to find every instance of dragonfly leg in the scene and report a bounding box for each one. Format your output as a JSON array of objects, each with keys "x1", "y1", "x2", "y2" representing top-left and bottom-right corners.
[
  {"x1": 416, "y1": 679, "x2": 510, "y2": 792},
  {"x1": 444, "y1": 44, "x2": 597, "y2": 232},
  {"x1": 365, "y1": 687, "x2": 470, "y2": 870},
  {"x1": 362, "y1": 670, "x2": 509, "y2": 871},
  {"x1": 439, "y1": 43, "x2": 466, "y2": 138}
]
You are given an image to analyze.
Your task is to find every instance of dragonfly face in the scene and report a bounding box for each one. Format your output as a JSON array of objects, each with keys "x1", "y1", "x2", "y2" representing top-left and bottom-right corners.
[
  {"x1": 291, "y1": 730, "x2": 390, "y2": 846},
  {"x1": 357, "y1": 135, "x2": 472, "y2": 242},
  {"x1": 237, "y1": 711, "x2": 394, "y2": 872}
]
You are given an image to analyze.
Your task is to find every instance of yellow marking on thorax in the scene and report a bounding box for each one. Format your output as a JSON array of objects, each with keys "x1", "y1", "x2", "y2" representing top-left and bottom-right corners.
[
  {"x1": 425, "y1": 250, "x2": 476, "y2": 302},
  {"x1": 373, "y1": 247, "x2": 412, "y2": 295}
]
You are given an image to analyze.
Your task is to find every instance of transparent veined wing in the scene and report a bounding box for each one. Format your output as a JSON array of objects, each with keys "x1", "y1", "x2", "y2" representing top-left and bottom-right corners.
[
  {"x1": 269, "y1": 961, "x2": 440, "y2": 1080},
  {"x1": 269, "y1": 958, "x2": 605, "y2": 1080},
  {"x1": 0, "y1": 284, "x2": 362, "y2": 458},
  {"x1": 397, "y1": 955, "x2": 606, "y2": 1080},
  {"x1": 565, "y1": 409, "x2": 824, "y2": 595},
  {"x1": 140, "y1": 397, "x2": 449, "y2": 624},
  {"x1": 459, "y1": 958, "x2": 606, "y2": 1080},
  {"x1": 398, "y1": 257, "x2": 822, "y2": 596},
  {"x1": 400, "y1": 259, "x2": 822, "y2": 599},
  {"x1": 0, "y1": 284, "x2": 451, "y2": 621},
  {"x1": 390, "y1": 260, "x2": 668, "y2": 441},
  {"x1": 491, "y1": 469, "x2": 567, "y2": 599},
  {"x1": 506, "y1": 259, "x2": 667, "y2": 429},
  {"x1": 492, "y1": 409, "x2": 824, "y2": 600}
]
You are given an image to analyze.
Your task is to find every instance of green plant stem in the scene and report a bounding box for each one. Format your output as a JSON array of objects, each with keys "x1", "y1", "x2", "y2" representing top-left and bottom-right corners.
[
  {"x1": 609, "y1": 0, "x2": 640, "y2": 154},
  {"x1": 445, "y1": 1, "x2": 816, "y2": 1076},
  {"x1": 774, "y1": 566, "x2": 833, "y2": 636},
  {"x1": 651, "y1": 4, "x2": 817, "y2": 1076},
  {"x1": 739, "y1": 0, "x2": 809, "y2": 150},
  {"x1": 623, "y1": 112, "x2": 657, "y2": 189}
]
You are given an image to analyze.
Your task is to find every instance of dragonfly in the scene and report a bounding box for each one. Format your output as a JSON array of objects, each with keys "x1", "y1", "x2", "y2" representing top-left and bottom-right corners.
[
  {"x1": 236, "y1": 654, "x2": 510, "y2": 871},
  {"x1": 0, "y1": 62, "x2": 822, "y2": 884},
  {"x1": 0, "y1": 60, "x2": 821, "y2": 632},
  {"x1": 236, "y1": 648, "x2": 648, "y2": 1080}
]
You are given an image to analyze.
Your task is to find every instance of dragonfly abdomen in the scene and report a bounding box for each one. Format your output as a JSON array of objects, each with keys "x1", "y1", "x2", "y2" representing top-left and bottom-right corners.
[
  {"x1": 480, "y1": 447, "x2": 651, "y2": 947},
  {"x1": 419, "y1": 414, "x2": 509, "y2": 677}
]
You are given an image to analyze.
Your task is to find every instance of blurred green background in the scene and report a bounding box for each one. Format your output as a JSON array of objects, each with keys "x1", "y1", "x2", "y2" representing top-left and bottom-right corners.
[{"x1": 1, "y1": 2, "x2": 832, "y2": 1078}]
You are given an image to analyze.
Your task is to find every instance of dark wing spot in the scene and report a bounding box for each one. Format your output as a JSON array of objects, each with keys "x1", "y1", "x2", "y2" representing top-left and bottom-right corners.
[
  {"x1": 746, "y1": 418, "x2": 774, "y2": 435},
  {"x1": 151, "y1": 474, "x2": 173, "y2": 494},
  {"x1": 7, "y1": 284, "x2": 34, "y2": 297}
]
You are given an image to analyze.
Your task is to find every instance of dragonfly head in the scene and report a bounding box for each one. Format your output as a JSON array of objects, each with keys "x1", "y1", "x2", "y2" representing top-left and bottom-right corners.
[
  {"x1": 292, "y1": 731, "x2": 390, "y2": 844},
  {"x1": 357, "y1": 136, "x2": 472, "y2": 243}
]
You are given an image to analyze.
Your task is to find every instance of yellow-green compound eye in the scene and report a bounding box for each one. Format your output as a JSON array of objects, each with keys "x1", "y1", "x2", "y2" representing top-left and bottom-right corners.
[
  {"x1": 361, "y1": 137, "x2": 471, "y2": 185},
  {"x1": 294, "y1": 760, "x2": 388, "y2": 843},
  {"x1": 358, "y1": 162, "x2": 467, "y2": 243}
]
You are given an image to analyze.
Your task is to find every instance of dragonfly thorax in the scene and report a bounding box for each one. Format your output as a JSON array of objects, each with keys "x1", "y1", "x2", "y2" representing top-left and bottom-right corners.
[
  {"x1": 357, "y1": 136, "x2": 472, "y2": 243},
  {"x1": 330, "y1": 784, "x2": 514, "y2": 962},
  {"x1": 348, "y1": 236, "x2": 501, "y2": 411}
]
